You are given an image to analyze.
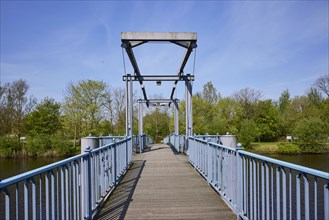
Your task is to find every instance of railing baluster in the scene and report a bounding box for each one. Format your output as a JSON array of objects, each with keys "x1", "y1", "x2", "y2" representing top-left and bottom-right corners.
[
  {"x1": 314, "y1": 177, "x2": 317, "y2": 220},
  {"x1": 24, "y1": 180, "x2": 29, "y2": 220},
  {"x1": 271, "y1": 166, "x2": 274, "y2": 220},
  {"x1": 276, "y1": 167, "x2": 281, "y2": 220},
  {"x1": 16, "y1": 183, "x2": 19, "y2": 220},
  {"x1": 61, "y1": 167, "x2": 65, "y2": 219},
  {"x1": 324, "y1": 183, "x2": 329, "y2": 220},
  {"x1": 266, "y1": 163, "x2": 270, "y2": 220},
  {"x1": 4, "y1": 189, "x2": 10, "y2": 220},
  {"x1": 304, "y1": 174, "x2": 309, "y2": 220},
  {"x1": 73, "y1": 162, "x2": 77, "y2": 220},
  {"x1": 257, "y1": 160, "x2": 260, "y2": 219},
  {"x1": 289, "y1": 169, "x2": 292, "y2": 220},
  {"x1": 45, "y1": 173, "x2": 49, "y2": 220},
  {"x1": 56, "y1": 168, "x2": 59, "y2": 219},
  {"x1": 244, "y1": 156, "x2": 247, "y2": 216},
  {"x1": 253, "y1": 159, "x2": 257, "y2": 219},
  {"x1": 31, "y1": 179, "x2": 36, "y2": 220},
  {"x1": 282, "y1": 168, "x2": 286, "y2": 220},
  {"x1": 250, "y1": 158, "x2": 253, "y2": 220},
  {"x1": 65, "y1": 166, "x2": 69, "y2": 220},
  {"x1": 262, "y1": 162, "x2": 265, "y2": 219},
  {"x1": 51, "y1": 171, "x2": 55, "y2": 220},
  {"x1": 39, "y1": 174, "x2": 42, "y2": 220},
  {"x1": 296, "y1": 173, "x2": 301, "y2": 220}
]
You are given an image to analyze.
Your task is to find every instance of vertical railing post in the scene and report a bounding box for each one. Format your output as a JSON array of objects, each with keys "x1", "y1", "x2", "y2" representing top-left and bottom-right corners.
[
  {"x1": 207, "y1": 138, "x2": 211, "y2": 181},
  {"x1": 83, "y1": 147, "x2": 92, "y2": 220},
  {"x1": 236, "y1": 144, "x2": 243, "y2": 216},
  {"x1": 324, "y1": 183, "x2": 329, "y2": 220},
  {"x1": 126, "y1": 74, "x2": 133, "y2": 138},
  {"x1": 174, "y1": 99, "x2": 179, "y2": 136},
  {"x1": 185, "y1": 75, "x2": 193, "y2": 153},
  {"x1": 126, "y1": 136, "x2": 129, "y2": 169},
  {"x1": 113, "y1": 140, "x2": 117, "y2": 186}
]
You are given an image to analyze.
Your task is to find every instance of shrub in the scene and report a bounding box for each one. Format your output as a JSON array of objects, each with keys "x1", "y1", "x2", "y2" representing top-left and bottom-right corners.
[
  {"x1": 0, "y1": 136, "x2": 22, "y2": 157},
  {"x1": 293, "y1": 117, "x2": 328, "y2": 153},
  {"x1": 237, "y1": 119, "x2": 260, "y2": 148},
  {"x1": 26, "y1": 135, "x2": 51, "y2": 155},
  {"x1": 50, "y1": 133, "x2": 75, "y2": 156},
  {"x1": 26, "y1": 133, "x2": 75, "y2": 156},
  {"x1": 277, "y1": 142, "x2": 301, "y2": 154}
]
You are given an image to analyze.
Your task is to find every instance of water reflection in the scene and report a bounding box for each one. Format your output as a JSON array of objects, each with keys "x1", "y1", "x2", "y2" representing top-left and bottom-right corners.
[{"x1": 0, "y1": 157, "x2": 65, "y2": 179}]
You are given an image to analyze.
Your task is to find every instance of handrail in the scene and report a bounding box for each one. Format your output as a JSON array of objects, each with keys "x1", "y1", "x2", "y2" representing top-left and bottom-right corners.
[
  {"x1": 0, "y1": 136, "x2": 133, "y2": 220},
  {"x1": 165, "y1": 133, "x2": 185, "y2": 153},
  {"x1": 238, "y1": 150, "x2": 329, "y2": 179},
  {"x1": 0, "y1": 153, "x2": 86, "y2": 188},
  {"x1": 188, "y1": 136, "x2": 329, "y2": 220}
]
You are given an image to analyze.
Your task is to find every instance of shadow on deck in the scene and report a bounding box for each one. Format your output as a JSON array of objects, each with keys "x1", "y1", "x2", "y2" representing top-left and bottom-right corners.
[{"x1": 94, "y1": 160, "x2": 145, "y2": 220}]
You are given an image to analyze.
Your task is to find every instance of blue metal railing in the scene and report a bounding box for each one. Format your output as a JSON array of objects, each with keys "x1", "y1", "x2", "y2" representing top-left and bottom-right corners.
[
  {"x1": 189, "y1": 136, "x2": 329, "y2": 220},
  {"x1": 194, "y1": 134, "x2": 221, "y2": 144},
  {"x1": 0, "y1": 137, "x2": 132, "y2": 220},
  {"x1": 132, "y1": 135, "x2": 153, "y2": 154},
  {"x1": 164, "y1": 134, "x2": 185, "y2": 153}
]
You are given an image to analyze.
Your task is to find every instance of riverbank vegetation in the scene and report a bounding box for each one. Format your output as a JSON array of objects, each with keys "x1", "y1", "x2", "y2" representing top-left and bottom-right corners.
[{"x1": 0, "y1": 74, "x2": 328, "y2": 157}]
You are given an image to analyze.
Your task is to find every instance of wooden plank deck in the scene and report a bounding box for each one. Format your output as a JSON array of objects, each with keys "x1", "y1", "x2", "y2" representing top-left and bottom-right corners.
[{"x1": 94, "y1": 144, "x2": 236, "y2": 220}]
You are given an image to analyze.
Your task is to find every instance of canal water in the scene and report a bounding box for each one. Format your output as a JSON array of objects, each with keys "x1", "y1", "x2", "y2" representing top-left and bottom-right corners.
[
  {"x1": 0, "y1": 157, "x2": 66, "y2": 180},
  {"x1": 262, "y1": 153, "x2": 329, "y2": 172}
]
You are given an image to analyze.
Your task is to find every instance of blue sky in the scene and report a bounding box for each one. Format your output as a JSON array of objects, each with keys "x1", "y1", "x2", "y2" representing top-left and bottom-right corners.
[{"x1": 1, "y1": 1, "x2": 328, "y2": 102}]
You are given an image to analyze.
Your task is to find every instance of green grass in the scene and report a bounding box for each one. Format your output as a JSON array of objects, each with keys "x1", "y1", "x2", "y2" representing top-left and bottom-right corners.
[
  {"x1": 249, "y1": 142, "x2": 280, "y2": 154},
  {"x1": 249, "y1": 141, "x2": 329, "y2": 154}
]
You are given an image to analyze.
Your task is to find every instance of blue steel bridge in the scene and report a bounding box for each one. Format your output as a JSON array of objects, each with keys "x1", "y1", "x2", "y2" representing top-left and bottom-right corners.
[{"x1": 0, "y1": 32, "x2": 328, "y2": 220}]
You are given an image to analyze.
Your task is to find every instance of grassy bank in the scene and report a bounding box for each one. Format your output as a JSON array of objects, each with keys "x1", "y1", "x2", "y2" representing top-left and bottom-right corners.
[{"x1": 249, "y1": 142, "x2": 329, "y2": 154}]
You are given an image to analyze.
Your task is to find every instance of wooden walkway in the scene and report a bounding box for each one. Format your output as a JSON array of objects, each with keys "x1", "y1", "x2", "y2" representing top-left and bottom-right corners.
[{"x1": 94, "y1": 144, "x2": 236, "y2": 220}]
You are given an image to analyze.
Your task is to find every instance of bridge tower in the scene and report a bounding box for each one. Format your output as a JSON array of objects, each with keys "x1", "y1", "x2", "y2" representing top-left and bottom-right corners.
[{"x1": 121, "y1": 32, "x2": 197, "y2": 152}]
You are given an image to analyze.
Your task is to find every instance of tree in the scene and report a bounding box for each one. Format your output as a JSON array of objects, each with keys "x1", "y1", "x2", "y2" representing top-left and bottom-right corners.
[
  {"x1": 0, "y1": 80, "x2": 36, "y2": 138},
  {"x1": 307, "y1": 87, "x2": 323, "y2": 107},
  {"x1": 25, "y1": 98, "x2": 61, "y2": 136},
  {"x1": 112, "y1": 88, "x2": 126, "y2": 135},
  {"x1": 255, "y1": 100, "x2": 280, "y2": 141},
  {"x1": 279, "y1": 89, "x2": 290, "y2": 113},
  {"x1": 196, "y1": 81, "x2": 221, "y2": 105},
  {"x1": 62, "y1": 80, "x2": 109, "y2": 143},
  {"x1": 237, "y1": 119, "x2": 259, "y2": 147},
  {"x1": 210, "y1": 97, "x2": 241, "y2": 135},
  {"x1": 293, "y1": 117, "x2": 328, "y2": 153},
  {"x1": 233, "y1": 88, "x2": 262, "y2": 119},
  {"x1": 144, "y1": 107, "x2": 170, "y2": 142},
  {"x1": 315, "y1": 74, "x2": 329, "y2": 98},
  {"x1": 192, "y1": 96, "x2": 214, "y2": 134}
]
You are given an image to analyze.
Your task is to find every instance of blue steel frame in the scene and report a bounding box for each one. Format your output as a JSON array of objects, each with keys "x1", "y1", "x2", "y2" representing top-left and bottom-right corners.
[
  {"x1": 132, "y1": 135, "x2": 153, "y2": 154},
  {"x1": 0, "y1": 137, "x2": 132, "y2": 220},
  {"x1": 188, "y1": 136, "x2": 329, "y2": 220},
  {"x1": 164, "y1": 134, "x2": 185, "y2": 153}
]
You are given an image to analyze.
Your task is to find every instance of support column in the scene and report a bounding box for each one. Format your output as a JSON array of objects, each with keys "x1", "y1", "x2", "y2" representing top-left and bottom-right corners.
[
  {"x1": 138, "y1": 100, "x2": 143, "y2": 153},
  {"x1": 138, "y1": 100, "x2": 143, "y2": 136},
  {"x1": 126, "y1": 74, "x2": 133, "y2": 137},
  {"x1": 174, "y1": 99, "x2": 179, "y2": 135},
  {"x1": 185, "y1": 74, "x2": 193, "y2": 152}
]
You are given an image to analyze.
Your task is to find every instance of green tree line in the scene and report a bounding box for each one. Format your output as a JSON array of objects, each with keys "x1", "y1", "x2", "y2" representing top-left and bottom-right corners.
[
  {"x1": 0, "y1": 74, "x2": 328, "y2": 156},
  {"x1": 0, "y1": 79, "x2": 128, "y2": 157},
  {"x1": 177, "y1": 75, "x2": 329, "y2": 153}
]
